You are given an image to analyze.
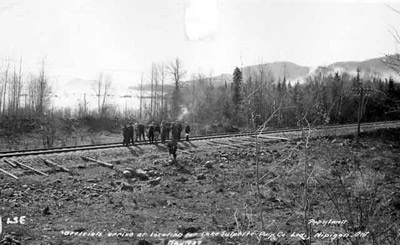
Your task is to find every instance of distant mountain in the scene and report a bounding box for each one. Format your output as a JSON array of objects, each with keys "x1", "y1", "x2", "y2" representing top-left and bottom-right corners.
[
  {"x1": 328, "y1": 56, "x2": 398, "y2": 78},
  {"x1": 62, "y1": 56, "x2": 399, "y2": 95},
  {"x1": 242, "y1": 61, "x2": 310, "y2": 82},
  {"x1": 185, "y1": 56, "x2": 399, "y2": 87}
]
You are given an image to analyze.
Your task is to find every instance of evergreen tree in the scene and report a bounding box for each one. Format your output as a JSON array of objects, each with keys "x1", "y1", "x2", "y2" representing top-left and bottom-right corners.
[{"x1": 232, "y1": 67, "x2": 242, "y2": 113}]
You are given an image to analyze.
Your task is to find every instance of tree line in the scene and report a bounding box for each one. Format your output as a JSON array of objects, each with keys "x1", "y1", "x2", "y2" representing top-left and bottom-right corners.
[
  {"x1": 1, "y1": 56, "x2": 399, "y2": 134},
  {"x1": 176, "y1": 65, "x2": 400, "y2": 131},
  {"x1": 0, "y1": 58, "x2": 51, "y2": 118}
]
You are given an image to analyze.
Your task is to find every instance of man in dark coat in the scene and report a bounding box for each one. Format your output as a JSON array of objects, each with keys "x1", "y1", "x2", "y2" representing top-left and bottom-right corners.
[
  {"x1": 128, "y1": 122, "x2": 134, "y2": 145},
  {"x1": 165, "y1": 122, "x2": 171, "y2": 140},
  {"x1": 122, "y1": 124, "x2": 129, "y2": 146},
  {"x1": 154, "y1": 123, "x2": 161, "y2": 144},
  {"x1": 138, "y1": 123, "x2": 145, "y2": 141},
  {"x1": 171, "y1": 122, "x2": 178, "y2": 141},
  {"x1": 167, "y1": 139, "x2": 178, "y2": 162},
  {"x1": 185, "y1": 123, "x2": 190, "y2": 141},
  {"x1": 177, "y1": 122, "x2": 183, "y2": 141}
]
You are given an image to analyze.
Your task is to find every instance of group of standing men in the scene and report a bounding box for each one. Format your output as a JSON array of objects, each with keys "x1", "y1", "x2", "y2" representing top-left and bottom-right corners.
[{"x1": 122, "y1": 121, "x2": 191, "y2": 146}]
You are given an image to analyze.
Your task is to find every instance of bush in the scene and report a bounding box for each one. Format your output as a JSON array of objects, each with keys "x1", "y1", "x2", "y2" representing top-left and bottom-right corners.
[{"x1": 80, "y1": 115, "x2": 120, "y2": 133}]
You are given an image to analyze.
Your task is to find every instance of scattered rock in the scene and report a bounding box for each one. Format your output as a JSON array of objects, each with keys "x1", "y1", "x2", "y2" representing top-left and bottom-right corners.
[
  {"x1": 221, "y1": 154, "x2": 229, "y2": 158},
  {"x1": 43, "y1": 206, "x2": 51, "y2": 215},
  {"x1": 120, "y1": 181, "x2": 134, "y2": 191},
  {"x1": 147, "y1": 170, "x2": 159, "y2": 177},
  {"x1": 1, "y1": 188, "x2": 14, "y2": 197},
  {"x1": 176, "y1": 176, "x2": 188, "y2": 183},
  {"x1": 134, "y1": 169, "x2": 149, "y2": 180},
  {"x1": 204, "y1": 161, "x2": 213, "y2": 168},
  {"x1": 0, "y1": 235, "x2": 22, "y2": 245},
  {"x1": 244, "y1": 172, "x2": 254, "y2": 178},
  {"x1": 87, "y1": 178, "x2": 99, "y2": 183},
  {"x1": 272, "y1": 150, "x2": 281, "y2": 157},
  {"x1": 197, "y1": 174, "x2": 206, "y2": 180},
  {"x1": 167, "y1": 200, "x2": 176, "y2": 207},
  {"x1": 268, "y1": 196, "x2": 279, "y2": 203},
  {"x1": 219, "y1": 163, "x2": 225, "y2": 168},
  {"x1": 123, "y1": 170, "x2": 133, "y2": 178},
  {"x1": 153, "y1": 160, "x2": 162, "y2": 165},
  {"x1": 149, "y1": 177, "x2": 161, "y2": 186}
]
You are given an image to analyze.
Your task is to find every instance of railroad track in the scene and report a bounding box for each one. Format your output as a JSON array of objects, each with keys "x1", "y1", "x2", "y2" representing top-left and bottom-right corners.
[
  {"x1": 0, "y1": 120, "x2": 399, "y2": 180},
  {"x1": 0, "y1": 120, "x2": 399, "y2": 159}
]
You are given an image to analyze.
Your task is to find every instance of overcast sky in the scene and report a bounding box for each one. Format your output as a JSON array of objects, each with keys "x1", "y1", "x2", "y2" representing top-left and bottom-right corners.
[{"x1": 0, "y1": 0, "x2": 399, "y2": 89}]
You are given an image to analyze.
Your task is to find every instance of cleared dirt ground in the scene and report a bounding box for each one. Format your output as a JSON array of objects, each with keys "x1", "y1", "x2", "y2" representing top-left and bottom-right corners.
[{"x1": 0, "y1": 129, "x2": 399, "y2": 245}]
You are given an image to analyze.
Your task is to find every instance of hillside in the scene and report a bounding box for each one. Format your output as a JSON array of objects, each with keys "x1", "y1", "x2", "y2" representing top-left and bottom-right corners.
[
  {"x1": 328, "y1": 56, "x2": 398, "y2": 78},
  {"x1": 186, "y1": 56, "x2": 399, "y2": 87}
]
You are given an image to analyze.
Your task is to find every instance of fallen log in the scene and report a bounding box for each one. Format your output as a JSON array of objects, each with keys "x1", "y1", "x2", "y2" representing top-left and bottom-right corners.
[
  {"x1": 4, "y1": 159, "x2": 17, "y2": 168},
  {"x1": 39, "y1": 158, "x2": 71, "y2": 173},
  {"x1": 0, "y1": 167, "x2": 18, "y2": 180},
  {"x1": 81, "y1": 156, "x2": 113, "y2": 168},
  {"x1": 12, "y1": 159, "x2": 49, "y2": 176}
]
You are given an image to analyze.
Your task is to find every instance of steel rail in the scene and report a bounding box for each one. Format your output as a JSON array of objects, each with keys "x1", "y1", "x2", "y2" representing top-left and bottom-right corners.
[{"x1": 0, "y1": 120, "x2": 399, "y2": 158}]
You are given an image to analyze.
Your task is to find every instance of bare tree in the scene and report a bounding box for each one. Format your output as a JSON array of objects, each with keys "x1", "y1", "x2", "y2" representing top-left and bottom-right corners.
[
  {"x1": 9, "y1": 58, "x2": 23, "y2": 115},
  {"x1": 150, "y1": 63, "x2": 159, "y2": 118},
  {"x1": 78, "y1": 93, "x2": 89, "y2": 117},
  {"x1": 27, "y1": 75, "x2": 36, "y2": 115},
  {"x1": 168, "y1": 58, "x2": 186, "y2": 119},
  {"x1": 139, "y1": 73, "x2": 143, "y2": 119},
  {"x1": 1, "y1": 58, "x2": 10, "y2": 115},
  {"x1": 169, "y1": 58, "x2": 186, "y2": 91},
  {"x1": 28, "y1": 61, "x2": 52, "y2": 116},
  {"x1": 95, "y1": 73, "x2": 112, "y2": 117},
  {"x1": 158, "y1": 63, "x2": 166, "y2": 117}
]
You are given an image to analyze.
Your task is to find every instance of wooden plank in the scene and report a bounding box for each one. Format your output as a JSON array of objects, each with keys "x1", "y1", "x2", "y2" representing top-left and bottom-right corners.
[
  {"x1": 40, "y1": 157, "x2": 71, "y2": 173},
  {"x1": 81, "y1": 156, "x2": 114, "y2": 169},
  {"x1": 0, "y1": 167, "x2": 18, "y2": 180},
  {"x1": 4, "y1": 159, "x2": 17, "y2": 168},
  {"x1": 13, "y1": 159, "x2": 49, "y2": 176},
  {"x1": 256, "y1": 135, "x2": 290, "y2": 141}
]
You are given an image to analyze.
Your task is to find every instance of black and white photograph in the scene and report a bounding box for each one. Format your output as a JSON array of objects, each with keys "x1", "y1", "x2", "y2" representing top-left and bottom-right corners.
[{"x1": 0, "y1": 0, "x2": 400, "y2": 244}]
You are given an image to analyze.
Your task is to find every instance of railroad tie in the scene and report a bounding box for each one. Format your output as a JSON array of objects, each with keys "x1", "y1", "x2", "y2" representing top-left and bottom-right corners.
[
  {"x1": 81, "y1": 156, "x2": 114, "y2": 168},
  {"x1": 39, "y1": 157, "x2": 71, "y2": 173},
  {"x1": 12, "y1": 159, "x2": 48, "y2": 176},
  {"x1": 4, "y1": 159, "x2": 17, "y2": 168},
  {"x1": 0, "y1": 167, "x2": 18, "y2": 180}
]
